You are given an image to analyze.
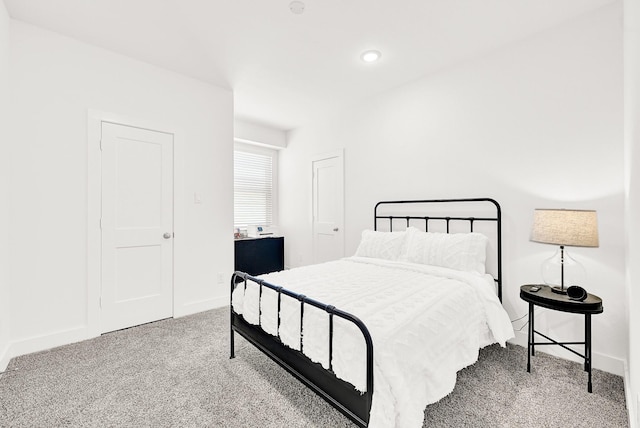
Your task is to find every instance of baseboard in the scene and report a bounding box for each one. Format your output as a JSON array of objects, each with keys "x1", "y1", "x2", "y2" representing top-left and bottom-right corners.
[
  {"x1": 624, "y1": 359, "x2": 638, "y2": 428},
  {"x1": 2, "y1": 298, "x2": 232, "y2": 370},
  {"x1": 175, "y1": 295, "x2": 228, "y2": 318},
  {"x1": 209, "y1": 295, "x2": 229, "y2": 309},
  {"x1": 5, "y1": 325, "x2": 88, "y2": 370},
  {"x1": 509, "y1": 330, "x2": 625, "y2": 376},
  {"x1": 3, "y1": 298, "x2": 231, "y2": 368},
  {"x1": 0, "y1": 342, "x2": 11, "y2": 372}
]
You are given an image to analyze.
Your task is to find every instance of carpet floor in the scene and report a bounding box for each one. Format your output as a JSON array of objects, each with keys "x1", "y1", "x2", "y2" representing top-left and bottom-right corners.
[{"x1": 0, "y1": 307, "x2": 628, "y2": 427}]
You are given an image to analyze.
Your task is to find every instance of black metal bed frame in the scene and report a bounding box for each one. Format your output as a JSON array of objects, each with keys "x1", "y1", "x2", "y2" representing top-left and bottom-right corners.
[
  {"x1": 374, "y1": 198, "x2": 503, "y2": 301},
  {"x1": 230, "y1": 198, "x2": 502, "y2": 427}
]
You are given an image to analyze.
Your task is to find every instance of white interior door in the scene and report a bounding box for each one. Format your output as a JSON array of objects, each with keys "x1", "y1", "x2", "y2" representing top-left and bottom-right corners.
[
  {"x1": 100, "y1": 122, "x2": 174, "y2": 333},
  {"x1": 312, "y1": 150, "x2": 344, "y2": 263}
]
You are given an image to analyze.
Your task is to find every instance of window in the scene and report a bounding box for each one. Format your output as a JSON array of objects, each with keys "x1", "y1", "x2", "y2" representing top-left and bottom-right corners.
[{"x1": 234, "y1": 143, "x2": 277, "y2": 228}]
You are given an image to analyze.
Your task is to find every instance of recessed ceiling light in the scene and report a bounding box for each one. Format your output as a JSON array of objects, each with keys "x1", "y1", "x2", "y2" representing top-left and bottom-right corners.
[
  {"x1": 289, "y1": 1, "x2": 305, "y2": 14},
  {"x1": 361, "y1": 50, "x2": 382, "y2": 63}
]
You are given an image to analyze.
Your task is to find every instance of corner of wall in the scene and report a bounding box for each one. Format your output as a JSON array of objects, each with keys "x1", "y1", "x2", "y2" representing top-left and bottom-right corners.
[
  {"x1": 624, "y1": 359, "x2": 638, "y2": 428},
  {"x1": 0, "y1": 343, "x2": 11, "y2": 372},
  {"x1": 0, "y1": 0, "x2": 11, "y2": 375},
  {"x1": 624, "y1": 0, "x2": 640, "y2": 425}
]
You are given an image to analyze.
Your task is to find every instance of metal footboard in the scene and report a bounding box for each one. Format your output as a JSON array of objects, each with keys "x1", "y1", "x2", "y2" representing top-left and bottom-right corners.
[{"x1": 230, "y1": 272, "x2": 374, "y2": 427}]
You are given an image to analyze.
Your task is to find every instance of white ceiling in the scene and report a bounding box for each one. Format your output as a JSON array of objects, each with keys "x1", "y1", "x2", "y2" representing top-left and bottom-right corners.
[{"x1": 4, "y1": 0, "x2": 616, "y2": 131}]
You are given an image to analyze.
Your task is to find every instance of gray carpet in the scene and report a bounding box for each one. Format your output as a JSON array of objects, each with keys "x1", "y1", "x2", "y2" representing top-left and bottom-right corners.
[{"x1": 0, "y1": 307, "x2": 628, "y2": 427}]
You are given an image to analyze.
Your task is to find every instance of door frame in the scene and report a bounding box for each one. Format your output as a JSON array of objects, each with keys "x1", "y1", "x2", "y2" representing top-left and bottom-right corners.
[
  {"x1": 87, "y1": 110, "x2": 183, "y2": 338},
  {"x1": 311, "y1": 149, "x2": 345, "y2": 263}
]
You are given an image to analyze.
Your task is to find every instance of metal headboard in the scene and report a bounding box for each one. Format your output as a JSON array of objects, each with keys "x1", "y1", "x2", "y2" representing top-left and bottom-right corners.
[{"x1": 374, "y1": 198, "x2": 503, "y2": 302}]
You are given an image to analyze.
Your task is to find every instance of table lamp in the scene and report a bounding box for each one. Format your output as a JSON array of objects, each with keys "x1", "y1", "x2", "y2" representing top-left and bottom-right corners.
[{"x1": 530, "y1": 209, "x2": 599, "y2": 294}]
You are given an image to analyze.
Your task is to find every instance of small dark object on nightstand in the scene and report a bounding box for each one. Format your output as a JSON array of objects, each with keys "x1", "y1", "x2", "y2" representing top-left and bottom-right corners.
[{"x1": 567, "y1": 285, "x2": 588, "y2": 301}]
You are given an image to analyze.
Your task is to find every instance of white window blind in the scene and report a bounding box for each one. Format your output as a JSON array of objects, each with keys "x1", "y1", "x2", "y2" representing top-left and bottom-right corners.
[{"x1": 234, "y1": 149, "x2": 273, "y2": 227}]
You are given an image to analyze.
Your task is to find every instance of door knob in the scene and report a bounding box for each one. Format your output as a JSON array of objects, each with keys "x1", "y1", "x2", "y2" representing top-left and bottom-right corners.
[
  {"x1": 333, "y1": 228, "x2": 339, "y2": 232},
  {"x1": 163, "y1": 232, "x2": 172, "y2": 239}
]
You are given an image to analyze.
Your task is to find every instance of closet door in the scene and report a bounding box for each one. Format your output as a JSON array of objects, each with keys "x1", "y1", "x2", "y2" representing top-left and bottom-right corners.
[
  {"x1": 312, "y1": 150, "x2": 344, "y2": 263},
  {"x1": 100, "y1": 122, "x2": 174, "y2": 333}
]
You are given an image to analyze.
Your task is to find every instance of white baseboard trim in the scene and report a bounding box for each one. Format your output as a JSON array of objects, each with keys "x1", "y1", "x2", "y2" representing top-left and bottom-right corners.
[
  {"x1": 209, "y1": 295, "x2": 229, "y2": 309},
  {"x1": 174, "y1": 295, "x2": 228, "y2": 318},
  {"x1": 509, "y1": 330, "x2": 625, "y2": 377},
  {"x1": 0, "y1": 342, "x2": 11, "y2": 372},
  {"x1": 624, "y1": 359, "x2": 638, "y2": 428},
  {"x1": 3, "y1": 325, "x2": 89, "y2": 372},
  {"x1": 3, "y1": 297, "x2": 232, "y2": 370}
]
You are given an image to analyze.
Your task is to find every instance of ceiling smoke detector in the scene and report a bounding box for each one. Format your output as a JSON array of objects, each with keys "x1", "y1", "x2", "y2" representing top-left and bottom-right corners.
[{"x1": 289, "y1": 1, "x2": 305, "y2": 14}]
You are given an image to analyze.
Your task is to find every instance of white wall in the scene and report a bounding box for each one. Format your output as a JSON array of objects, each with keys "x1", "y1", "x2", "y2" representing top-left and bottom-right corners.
[
  {"x1": 624, "y1": 0, "x2": 640, "y2": 424},
  {"x1": 280, "y1": 3, "x2": 626, "y2": 373},
  {"x1": 234, "y1": 119, "x2": 287, "y2": 149},
  {"x1": 3, "y1": 20, "x2": 233, "y2": 365},
  {"x1": 0, "y1": 0, "x2": 11, "y2": 369}
]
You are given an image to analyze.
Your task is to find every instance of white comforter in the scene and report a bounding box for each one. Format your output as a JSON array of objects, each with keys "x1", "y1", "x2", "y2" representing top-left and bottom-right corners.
[{"x1": 232, "y1": 257, "x2": 514, "y2": 428}]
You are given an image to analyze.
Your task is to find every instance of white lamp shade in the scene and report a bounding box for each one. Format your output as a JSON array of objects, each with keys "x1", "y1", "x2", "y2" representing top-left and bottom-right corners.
[{"x1": 530, "y1": 209, "x2": 599, "y2": 248}]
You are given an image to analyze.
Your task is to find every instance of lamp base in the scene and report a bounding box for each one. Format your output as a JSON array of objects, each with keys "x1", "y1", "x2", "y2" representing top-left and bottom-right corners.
[{"x1": 541, "y1": 246, "x2": 585, "y2": 296}]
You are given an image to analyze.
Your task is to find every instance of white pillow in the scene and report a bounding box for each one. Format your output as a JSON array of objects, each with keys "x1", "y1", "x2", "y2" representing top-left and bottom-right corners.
[
  {"x1": 354, "y1": 229, "x2": 408, "y2": 261},
  {"x1": 404, "y1": 228, "x2": 489, "y2": 274}
]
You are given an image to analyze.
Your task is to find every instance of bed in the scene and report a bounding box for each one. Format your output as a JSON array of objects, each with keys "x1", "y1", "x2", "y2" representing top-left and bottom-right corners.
[{"x1": 230, "y1": 198, "x2": 514, "y2": 428}]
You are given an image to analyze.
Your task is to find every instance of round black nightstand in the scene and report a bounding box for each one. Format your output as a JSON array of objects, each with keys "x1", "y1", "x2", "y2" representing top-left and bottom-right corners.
[{"x1": 520, "y1": 284, "x2": 603, "y2": 393}]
